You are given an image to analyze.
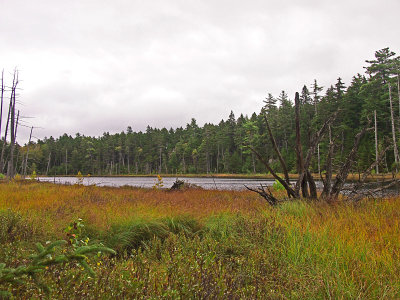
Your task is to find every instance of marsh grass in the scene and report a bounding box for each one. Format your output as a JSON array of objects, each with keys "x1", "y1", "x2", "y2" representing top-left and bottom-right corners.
[{"x1": 0, "y1": 181, "x2": 399, "y2": 298}]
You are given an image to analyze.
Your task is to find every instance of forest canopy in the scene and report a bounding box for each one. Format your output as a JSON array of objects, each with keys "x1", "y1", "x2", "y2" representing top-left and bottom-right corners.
[{"x1": 5, "y1": 47, "x2": 400, "y2": 177}]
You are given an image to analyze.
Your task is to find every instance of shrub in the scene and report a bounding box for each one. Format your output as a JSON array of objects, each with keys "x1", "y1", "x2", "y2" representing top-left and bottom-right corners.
[{"x1": 0, "y1": 240, "x2": 115, "y2": 298}]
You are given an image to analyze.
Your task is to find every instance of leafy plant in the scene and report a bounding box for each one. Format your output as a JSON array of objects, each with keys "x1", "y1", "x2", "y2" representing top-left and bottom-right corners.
[
  {"x1": 0, "y1": 240, "x2": 115, "y2": 298},
  {"x1": 152, "y1": 175, "x2": 164, "y2": 189},
  {"x1": 65, "y1": 218, "x2": 89, "y2": 248},
  {"x1": 76, "y1": 171, "x2": 84, "y2": 185},
  {"x1": 272, "y1": 179, "x2": 284, "y2": 191}
]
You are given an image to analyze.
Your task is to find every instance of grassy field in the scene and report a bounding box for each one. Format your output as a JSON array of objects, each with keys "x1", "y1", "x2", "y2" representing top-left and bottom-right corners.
[{"x1": 0, "y1": 181, "x2": 399, "y2": 299}]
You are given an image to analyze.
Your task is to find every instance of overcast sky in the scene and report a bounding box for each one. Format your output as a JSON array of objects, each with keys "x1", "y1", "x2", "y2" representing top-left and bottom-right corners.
[{"x1": 1, "y1": 0, "x2": 399, "y2": 143}]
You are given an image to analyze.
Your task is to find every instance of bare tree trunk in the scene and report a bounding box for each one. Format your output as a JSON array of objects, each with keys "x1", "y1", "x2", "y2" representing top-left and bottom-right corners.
[
  {"x1": 9, "y1": 110, "x2": 19, "y2": 177},
  {"x1": 295, "y1": 111, "x2": 338, "y2": 198},
  {"x1": 321, "y1": 136, "x2": 334, "y2": 198},
  {"x1": 126, "y1": 147, "x2": 130, "y2": 174},
  {"x1": 0, "y1": 70, "x2": 4, "y2": 144},
  {"x1": 398, "y1": 74, "x2": 400, "y2": 118},
  {"x1": 46, "y1": 152, "x2": 51, "y2": 176},
  {"x1": 252, "y1": 152, "x2": 256, "y2": 173},
  {"x1": 65, "y1": 149, "x2": 68, "y2": 175},
  {"x1": 159, "y1": 147, "x2": 162, "y2": 174},
  {"x1": 263, "y1": 114, "x2": 290, "y2": 185},
  {"x1": 23, "y1": 126, "x2": 33, "y2": 177},
  {"x1": 216, "y1": 144, "x2": 219, "y2": 173},
  {"x1": 307, "y1": 170, "x2": 317, "y2": 198},
  {"x1": 0, "y1": 77, "x2": 14, "y2": 173},
  {"x1": 389, "y1": 83, "x2": 399, "y2": 169},
  {"x1": 328, "y1": 124, "x2": 372, "y2": 201},
  {"x1": 317, "y1": 144, "x2": 321, "y2": 175},
  {"x1": 374, "y1": 110, "x2": 379, "y2": 174},
  {"x1": 294, "y1": 92, "x2": 308, "y2": 197},
  {"x1": 7, "y1": 72, "x2": 18, "y2": 179},
  {"x1": 249, "y1": 145, "x2": 298, "y2": 198}
]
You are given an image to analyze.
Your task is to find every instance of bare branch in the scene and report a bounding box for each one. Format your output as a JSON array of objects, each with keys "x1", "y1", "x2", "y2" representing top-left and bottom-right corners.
[
  {"x1": 262, "y1": 113, "x2": 290, "y2": 183},
  {"x1": 328, "y1": 123, "x2": 373, "y2": 201},
  {"x1": 244, "y1": 184, "x2": 278, "y2": 206},
  {"x1": 248, "y1": 145, "x2": 298, "y2": 198}
]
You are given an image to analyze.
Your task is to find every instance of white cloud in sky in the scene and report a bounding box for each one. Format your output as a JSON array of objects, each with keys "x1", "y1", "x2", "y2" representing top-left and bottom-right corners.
[{"x1": 0, "y1": 0, "x2": 399, "y2": 142}]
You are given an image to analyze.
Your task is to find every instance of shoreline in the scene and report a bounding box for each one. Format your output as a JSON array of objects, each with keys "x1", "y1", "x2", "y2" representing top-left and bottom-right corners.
[{"x1": 37, "y1": 173, "x2": 398, "y2": 182}]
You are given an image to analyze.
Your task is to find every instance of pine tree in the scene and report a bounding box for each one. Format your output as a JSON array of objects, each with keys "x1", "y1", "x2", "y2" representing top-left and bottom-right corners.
[
  {"x1": 365, "y1": 47, "x2": 397, "y2": 83},
  {"x1": 263, "y1": 93, "x2": 277, "y2": 112}
]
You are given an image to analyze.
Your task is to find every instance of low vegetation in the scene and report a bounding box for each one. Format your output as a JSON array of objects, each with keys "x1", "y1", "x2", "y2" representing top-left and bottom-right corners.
[{"x1": 0, "y1": 181, "x2": 399, "y2": 298}]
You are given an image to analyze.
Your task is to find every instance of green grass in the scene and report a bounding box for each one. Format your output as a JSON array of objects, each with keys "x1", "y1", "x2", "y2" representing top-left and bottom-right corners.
[{"x1": 0, "y1": 182, "x2": 399, "y2": 298}]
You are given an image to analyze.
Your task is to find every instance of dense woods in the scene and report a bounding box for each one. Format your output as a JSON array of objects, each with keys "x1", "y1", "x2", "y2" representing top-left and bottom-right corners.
[{"x1": 2, "y1": 48, "x2": 400, "y2": 177}]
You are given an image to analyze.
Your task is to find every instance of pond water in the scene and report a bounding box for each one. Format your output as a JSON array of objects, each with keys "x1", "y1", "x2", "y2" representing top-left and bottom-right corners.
[
  {"x1": 37, "y1": 176, "x2": 400, "y2": 195},
  {"x1": 38, "y1": 176, "x2": 281, "y2": 190}
]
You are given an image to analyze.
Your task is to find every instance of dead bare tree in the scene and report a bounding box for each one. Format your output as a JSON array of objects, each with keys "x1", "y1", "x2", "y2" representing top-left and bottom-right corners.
[
  {"x1": 248, "y1": 145, "x2": 298, "y2": 198},
  {"x1": 7, "y1": 71, "x2": 18, "y2": 178},
  {"x1": 0, "y1": 75, "x2": 14, "y2": 173},
  {"x1": 388, "y1": 83, "x2": 399, "y2": 169},
  {"x1": 22, "y1": 126, "x2": 33, "y2": 177},
  {"x1": 0, "y1": 70, "x2": 4, "y2": 148},
  {"x1": 262, "y1": 113, "x2": 291, "y2": 196},
  {"x1": 294, "y1": 92, "x2": 308, "y2": 197},
  {"x1": 324, "y1": 123, "x2": 373, "y2": 201},
  {"x1": 46, "y1": 152, "x2": 51, "y2": 176},
  {"x1": 249, "y1": 95, "x2": 337, "y2": 203},
  {"x1": 248, "y1": 90, "x2": 395, "y2": 205}
]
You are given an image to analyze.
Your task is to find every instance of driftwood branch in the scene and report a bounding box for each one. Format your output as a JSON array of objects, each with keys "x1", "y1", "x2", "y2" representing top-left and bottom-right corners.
[
  {"x1": 244, "y1": 184, "x2": 278, "y2": 206},
  {"x1": 349, "y1": 180, "x2": 400, "y2": 201}
]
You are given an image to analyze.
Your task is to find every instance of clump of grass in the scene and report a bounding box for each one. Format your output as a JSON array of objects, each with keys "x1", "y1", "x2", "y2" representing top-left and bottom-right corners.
[
  {"x1": 105, "y1": 219, "x2": 169, "y2": 254},
  {"x1": 162, "y1": 215, "x2": 203, "y2": 236},
  {"x1": 104, "y1": 216, "x2": 204, "y2": 254}
]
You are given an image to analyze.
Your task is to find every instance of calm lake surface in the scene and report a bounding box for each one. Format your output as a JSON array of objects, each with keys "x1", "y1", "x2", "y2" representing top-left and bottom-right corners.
[
  {"x1": 37, "y1": 176, "x2": 399, "y2": 195},
  {"x1": 38, "y1": 176, "x2": 284, "y2": 190}
]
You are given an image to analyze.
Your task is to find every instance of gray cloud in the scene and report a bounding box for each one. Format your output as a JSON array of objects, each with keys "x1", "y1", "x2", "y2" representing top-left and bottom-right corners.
[{"x1": 0, "y1": 0, "x2": 399, "y2": 142}]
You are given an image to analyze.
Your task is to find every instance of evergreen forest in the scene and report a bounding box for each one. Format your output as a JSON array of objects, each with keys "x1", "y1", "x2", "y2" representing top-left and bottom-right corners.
[{"x1": 5, "y1": 48, "x2": 400, "y2": 176}]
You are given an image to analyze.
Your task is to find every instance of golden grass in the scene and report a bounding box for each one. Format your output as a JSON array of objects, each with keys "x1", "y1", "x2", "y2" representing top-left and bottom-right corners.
[
  {"x1": 1, "y1": 181, "x2": 400, "y2": 298},
  {"x1": 0, "y1": 181, "x2": 265, "y2": 234}
]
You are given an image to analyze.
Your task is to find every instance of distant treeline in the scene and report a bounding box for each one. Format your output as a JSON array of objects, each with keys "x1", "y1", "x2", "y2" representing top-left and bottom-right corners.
[{"x1": 7, "y1": 48, "x2": 400, "y2": 176}]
